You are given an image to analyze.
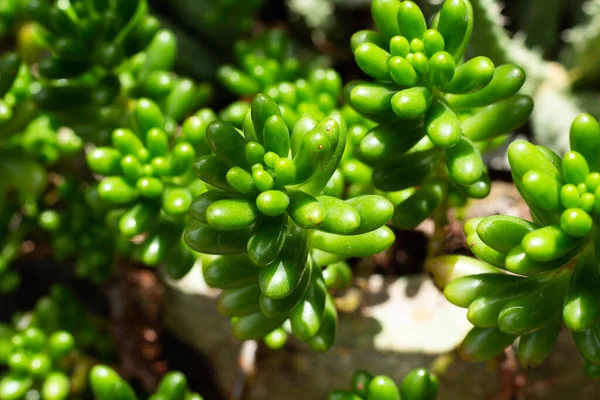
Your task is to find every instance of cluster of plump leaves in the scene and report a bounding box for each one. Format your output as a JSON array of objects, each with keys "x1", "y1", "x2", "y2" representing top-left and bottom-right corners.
[
  {"x1": 0, "y1": 2, "x2": 223, "y2": 399},
  {"x1": 259, "y1": 257, "x2": 353, "y2": 348},
  {"x1": 329, "y1": 368, "x2": 439, "y2": 400},
  {"x1": 0, "y1": 326, "x2": 76, "y2": 400},
  {"x1": 217, "y1": 29, "x2": 387, "y2": 201},
  {"x1": 227, "y1": 69, "x2": 384, "y2": 200},
  {"x1": 429, "y1": 114, "x2": 600, "y2": 368},
  {"x1": 0, "y1": 1, "x2": 583, "y2": 397},
  {"x1": 264, "y1": 68, "x2": 343, "y2": 125},
  {"x1": 0, "y1": 285, "x2": 108, "y2": 400},
  {"x1": 85, "y1": 97, "x2": 205, "y2": 278},
  {"x1": 89, "y1": 366, "x2": 203, "y2": 400},
  {"x1": 217, "y1": 29, "x2": 305, "y2": 97},
  {"x1": 221, "y1": 66, "x2": 383, "y2": 201},
  {"x1": 120, "y1": 28, "x2": 212, "y2": 127},
  {"x1": 0, "y1": 3, "x2": 208, "y2": 152},
  {"x1": 262, "y1": 68, "x2": 382, "y2": 199},
  {"x1": 0, "y1": 0, "x2": 213, "y2": 289},
  {"x1": 7, "y1": 114, "x2": 82, "y2": 165},
  {"x1": 11, "y1": 1, "x2": 210, "y2": 142},
  {"x1": 221, "y1": 68, "x2": 343, "y2": 129},
  {"x1": 0, "y1": 284, "x2": 195, "y2": 400},
  {"x1": 183, "y1": 93, "x2": 395, "y2": 348},
  {"x1": 344, "y1": 0, "x2": 533, "y2": 229},
  {"x1": 23, "y1": 0, "x2": 151, "y2": 110}
]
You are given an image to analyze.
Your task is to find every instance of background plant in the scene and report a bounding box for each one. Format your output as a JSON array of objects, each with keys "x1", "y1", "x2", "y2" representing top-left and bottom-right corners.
[{"x1": 329, "y1": 368, "x2": 439, "y2": 400}]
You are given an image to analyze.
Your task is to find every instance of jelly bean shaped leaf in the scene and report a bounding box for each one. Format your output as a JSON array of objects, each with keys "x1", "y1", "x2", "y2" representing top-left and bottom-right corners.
[
  {"x1": 441, "y1": 56, "x2": 494, "y2": 94},
  {"x1": 425, "y1": 98, "x2": 461, "y2": 148},
  {"x1": 316, "y1": 195, "x2": 361, "y2": 235},
  {"x1": 498, "y1": 269, "x2": 571, "y2": 335},
  {"x1": 563, "y1": 245, "x2": 600, "y2": 332},
  {"x1": 521, "y1": 225, "x2": 585, "y2": 263},
  {"x1": 311, "y1": 226, "x2": 394, "y2": 258},
  {"x1": 390, "y1": 86, "x2": 432, "y2": 119},
  {"x1": 445, "y1": 136, "x2": 484, "y2": 186},
  {"x1": 520, "y1": 170, "x2": 562, "y2": 212},
  {"x1": 444, "y1": 273, "x2": 523, "y2": 308},
  {"x1": 205, "y1": 198, "x2": 259, "y2": 231},
  {"x1": 366, "y1": 375, "x2": 400, "y2": 400},
  {"x1": 391, "y1": 181, "x2": 446, "y2": 229},
  {"x1": 260, "y1": 259, "x2": 313, "y2": 318},
  {"x1": 202, "y1": 255, "x2": 259, "y2": 289},
  {"x1": 247, "y1": 214, "x2": 287, "y2": 267},
  {"x1": 570, "y1": 114, "x2": 600, "y2": 172},
  {"x1": 467, "y1": 274, "x2": 553, "y2": 328},
  {"x1": 289, "y1": 268, "x2": 328, "y2": 341},
  {"x1": 184, "y1": 221, "x2": 250, "y2": 254},
  {"x1": 459, "y1": 327, "x2": 516, "y2": 363},
  {"x1": 517, "y1": 317, "x2": 560, "y2": 368},
  {"x1": 476, "y1": 215, "x2": 539, "y2": 254},
  {"x1": 370, "y1": 0, "x2": 400, "y2": 41},
  {"x1": 446, "y1": 64, "x2": 526, "y2": 109},
  {"x1": 259, "y1": 225, "x2": 309, "y2": 299},
  {"x1": 288, "y1": 190, "x2": 325, "y2": 229},
  {"x1": 372, "y1": 149, "x2": 442, "y2": 192},
  {"x1": 461, "y1": 95, "x2": 533, "y2": 142},
  {"x1": 218, "y1": 285, "x2": 261, "y2": 317},
  {"x1": 399, "y1": 368, "x2": 439, "y2": 400},
  {"x1": 354, "y1": 43, "x2": 391, "y2": 81},
  {"x1": 345, "y1": 195, "x2": 393, "y2": 234},
  {"x1": 436, "y1": 0, "x2": 472, "y2": 61},
  {"x1": 345, "y1": 80, "x2": 398, "y2": 122}
]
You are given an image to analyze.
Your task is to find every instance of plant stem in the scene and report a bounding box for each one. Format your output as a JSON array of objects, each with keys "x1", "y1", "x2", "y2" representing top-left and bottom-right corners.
[{"x1": 427, "y1": 197, "x2": 449, "y2": 258}]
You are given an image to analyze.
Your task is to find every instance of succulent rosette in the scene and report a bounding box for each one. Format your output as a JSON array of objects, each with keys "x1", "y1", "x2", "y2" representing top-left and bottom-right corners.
[
  {"x1": 430, "y1": 114, "x2": 600, "y2": 369},
  {"x1": 184, "y1": 93, "x2": 395, "y2": 349},
  {"x1": 86, "y1": 98, "x2": 202, "y2": 278},
  {"x1": 345, "y1": 0, "x2": 533, "y2": 228}
]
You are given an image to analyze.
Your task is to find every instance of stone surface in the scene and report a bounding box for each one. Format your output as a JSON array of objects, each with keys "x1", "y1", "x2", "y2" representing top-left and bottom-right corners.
[{"x1": 361, "y1": 274, "x2": 471, "y2": 354}]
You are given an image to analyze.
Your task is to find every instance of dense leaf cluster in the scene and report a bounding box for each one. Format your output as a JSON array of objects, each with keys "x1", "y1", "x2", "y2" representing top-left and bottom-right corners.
[
  {"x1": 431, "y1": 114, "x2": 600, "y2": 368},
  {"x1": 3, "y1": 0, "x2": 600, "y2": 398}
]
